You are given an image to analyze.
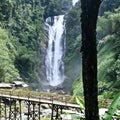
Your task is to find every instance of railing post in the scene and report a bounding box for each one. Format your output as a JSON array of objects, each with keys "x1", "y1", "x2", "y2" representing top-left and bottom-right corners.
[
  {"x1": 51, "y1": 104, "x2": 54, "y2": 120},
  {"x1": 14, "y1": 99, "x2": 17, "y2": 120},
  {"x1": 38, "y1": 103, "x2": 41, "y2": 120},
  {"x1": 4, "y1": 102, "x2": 7, "y2": 119},
  {"x1": 9, "y1": 98, "x2": 12, "y2": 119},
  {"x1": 19, "y1": 100, "x2": 22, "y2": 120},
  {"x1": 60, "y1": 106, "x2": 63, "y2": 115},
  {"x1": 27, "y1": 101, "x2": 31, "y2": 120},
  {"x1": 0, "y1": 97, "x2": 1, "y2": 120},
  {"x1": 56, "y1": 105, "x2": 59, "y2": 119},
  {"x1": 33, "y1": 102, "x2": 35, "y2": 120}
]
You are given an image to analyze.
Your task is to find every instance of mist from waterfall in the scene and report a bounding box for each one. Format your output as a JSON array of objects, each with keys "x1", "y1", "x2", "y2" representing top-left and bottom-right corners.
[{"x1": 45, "y1": 15, "x2": 65, "y2": 86}]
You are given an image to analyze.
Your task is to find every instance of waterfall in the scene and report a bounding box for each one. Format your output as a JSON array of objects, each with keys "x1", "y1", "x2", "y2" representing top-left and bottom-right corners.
[
  {"x1": 45, "y1": 15, "x2": 65, "y2": 86},
  {"x1": 45, "y1": 0, "x2": 79, "y2": 88}
]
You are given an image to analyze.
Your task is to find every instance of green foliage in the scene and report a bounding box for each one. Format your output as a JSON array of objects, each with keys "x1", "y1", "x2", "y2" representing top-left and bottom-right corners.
[
  {"x1": 98, "y1": 35, "x2": 116, "y2": 82},
  {"x1": 97, "y1": 8, "x2": 120, "y2": 95},
  {"x1": 0, "y1": 0, "x2": 46, "y2": 87},
  {"x1": 0, "y1": 0, "x2": 71, "y2": 89},
  {"x1": 43, "y1": 0, "x2": 71, "y2": 19},
  {"x1": 104, "y1": 92, "x2": 120, "y2": 120},
  {"x1": 76, "y1": 96, "x2": 85, "y2": 112},
  {"x1": 0, "y1": 27, "x2": 19, "y2": 82},
  {"x1": 41, "y1": 118, "x2": 50, "y2": 120},
  {"x1": 99, "y1": 0, "x2": 120, "y2": 16},
  {"x1": 65, "y1": 2, "x2": 81, "y2": 63},
  {"x1": 76, "y1": 92, "x2": 120, "y2": 120},
  {"x1": 72, "y1": 75, "x2": 83, "y2": 96},
  {"x1": 99, "y1": 92, "x2": 112, "y2": 108},
  {"x1": 72, "y1": 6, "x2": 120, "y2": 96},
  {"x1": 64, "y1": 2, "x2": 82, "y2": 91}
]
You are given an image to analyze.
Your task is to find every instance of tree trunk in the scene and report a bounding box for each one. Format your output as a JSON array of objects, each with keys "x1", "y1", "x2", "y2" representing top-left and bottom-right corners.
[{"x1": 80, "y1": 0, "x2": 101, "y2": 120}]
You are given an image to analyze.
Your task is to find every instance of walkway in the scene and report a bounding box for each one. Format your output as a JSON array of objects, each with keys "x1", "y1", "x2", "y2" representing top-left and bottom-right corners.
[{"x1": 0, "y1": 90, "x2": 80, "y2": 120}]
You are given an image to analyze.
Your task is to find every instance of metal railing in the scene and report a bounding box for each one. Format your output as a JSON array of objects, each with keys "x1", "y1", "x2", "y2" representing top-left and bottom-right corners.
[{"x1": 0, "y1": 89, "x2": 76, "y2": 104}]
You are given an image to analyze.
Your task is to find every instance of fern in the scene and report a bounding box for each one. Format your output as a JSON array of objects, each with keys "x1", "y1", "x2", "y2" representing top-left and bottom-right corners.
[{"x1": 104, "y1": 92, "x2": 120, "y2": 120}]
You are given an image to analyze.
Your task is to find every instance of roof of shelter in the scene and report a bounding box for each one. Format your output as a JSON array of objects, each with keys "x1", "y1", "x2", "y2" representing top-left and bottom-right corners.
[{"x1": 0, "y1": 83, "x2": 12, "y2": 88}]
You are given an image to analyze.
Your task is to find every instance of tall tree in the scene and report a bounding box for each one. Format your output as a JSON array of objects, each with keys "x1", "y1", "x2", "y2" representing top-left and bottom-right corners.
[{"x1": 80, "y1": 0, "x2": 101, "y2": 119}]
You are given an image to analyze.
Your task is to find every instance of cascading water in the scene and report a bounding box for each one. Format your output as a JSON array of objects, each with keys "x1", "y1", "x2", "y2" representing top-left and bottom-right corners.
[
  {"x1": 45, "y1": 15, "x2": 65, "y2": 86},
  {"x1": 45, "y1": 0, "x2": 79, "y2": 89}
]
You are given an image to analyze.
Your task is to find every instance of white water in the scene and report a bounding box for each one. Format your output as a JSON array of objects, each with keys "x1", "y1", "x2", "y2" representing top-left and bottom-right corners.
[
  {"x1": 72, "y1": 0, "x2": 79, "y2": 5},
  {"x1": 45, "y1": 15, "x2": 65, "y2": 86},
  {"x1": 45, "y1": 0, "x2": 79, "y2": 87}
]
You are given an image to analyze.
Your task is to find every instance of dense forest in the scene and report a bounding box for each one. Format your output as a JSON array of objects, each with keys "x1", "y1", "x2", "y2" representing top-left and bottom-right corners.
[
  {"x1": 66, "y1": 0, "x2": 120, "y2": 96},
  {"x1": 0, "y1": 0, "x2": 120, "y2": 97},
  {"x1": 0, "y1": 0, "x2": 71, "y2": 90}
]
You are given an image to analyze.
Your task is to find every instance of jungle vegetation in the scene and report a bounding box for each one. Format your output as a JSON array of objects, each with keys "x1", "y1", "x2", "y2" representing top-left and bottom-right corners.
[
  {"x1": 65, "y1": 0, "x2": 120, "y2": 97},
  {"x1": 0, "y1": 0, "x2": 71, "y2": 89},
  {"x1": 0, "y1": 0, "x2": 120, "y2": 96}
]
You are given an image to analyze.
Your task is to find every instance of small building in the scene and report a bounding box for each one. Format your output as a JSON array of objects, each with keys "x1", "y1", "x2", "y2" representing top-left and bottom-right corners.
[
  {"x1": 11, "y1": 81, "x2": 29, "y2": 89},
  {"x1": 0, "y1": 83, "x2": 12, "y2": 89}
]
